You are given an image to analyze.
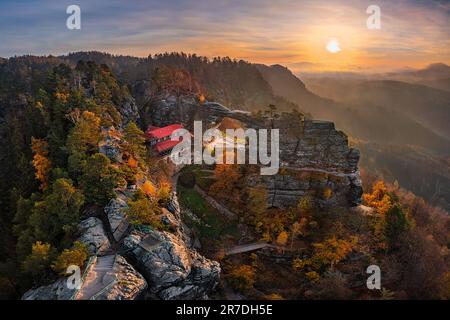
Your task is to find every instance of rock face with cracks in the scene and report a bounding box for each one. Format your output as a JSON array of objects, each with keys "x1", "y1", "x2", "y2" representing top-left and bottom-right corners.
[
  {"x1": 22, "y1": 255, "x2": 146, "y2": 300},
  {"x1": 123, "y1": 228, "x2": 220, "y2": 300},
  {"x1": 105, "y1": 197, "x2": 130, "y2": 241},
  {"x1": 78, "y1": 217, "x2": 111, "y2": 255}
]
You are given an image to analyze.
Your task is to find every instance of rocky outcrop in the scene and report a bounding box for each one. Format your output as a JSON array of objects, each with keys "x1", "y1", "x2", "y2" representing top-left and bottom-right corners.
[
  {"x1": 105, "y1": 197, "x2": 129, "y2": 241},
  {"x1": 22, "y1": 278, "x2": 75, "y2": 300},
  {"x1": 262, "y1": 116, "x2": 362, "y2": 208},
  {"x1": 248, "y1": 169, "x2": 361, "y2": 208},
  {"x1": 273, "y1": 117, "x2": 359, "y2": 173},
  {"x1": 78, "y1": 217, "x2": 110, "y2": 255},
  {"x1": 99, "y1": 128, "x2": 122, "y2": 162},
  {"x1": 148, "y1": 95, "x2": 255, "y2": 128},
  {"x1": 119, "y1": 96, "x2": 140, "y2": 125},
  {"x1": 123, "y1": 228, "x2": 220, "y2": 300},
  {"x1": 149, "y1": 95, "x2": 198, "y2": 127},
  {"x1": 22, "y1": 255, "x2": 147, "y2": 300},
  {"x1": 87, "y1": 255, "x2": 147, "y2": 300},
  {"x1": 158, "y1": 250, "x2": 220, "y2": 300},
  {"x1": 245, "y1": 117, "x2": 362, "y2": 208}
]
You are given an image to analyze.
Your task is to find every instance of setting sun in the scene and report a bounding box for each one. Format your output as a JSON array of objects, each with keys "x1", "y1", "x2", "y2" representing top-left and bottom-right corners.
[{"x1": 326, "y1": 39, "x2": 341, "y2": 53}]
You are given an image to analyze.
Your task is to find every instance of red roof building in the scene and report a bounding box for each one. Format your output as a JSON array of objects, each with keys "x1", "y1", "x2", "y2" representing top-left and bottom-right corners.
[
  {"x1": 146, "y1": 124, "x2": 183, "y2": 140},
  {"x1": 146, "y1": 124, "x2": 184, "y2": 155}
]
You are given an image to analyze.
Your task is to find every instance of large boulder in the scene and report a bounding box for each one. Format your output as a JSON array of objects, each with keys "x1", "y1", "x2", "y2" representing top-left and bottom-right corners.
[
  {"x1": 158, "y1": 250, "x2": 220, "y2": 300},
  {"x1": 123, "y1": 229, "x2": 220, "y2": 300},
  {"x1": 78, "y1": 217, "x2": 110, "y2": 255}
]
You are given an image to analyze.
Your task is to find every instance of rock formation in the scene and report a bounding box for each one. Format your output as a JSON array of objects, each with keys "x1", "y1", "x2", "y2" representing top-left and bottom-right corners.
[
  {"x1": 22, "y1": 278, "x2": 75, "y2": 300},
  {"x1": 119, "y1": 96, "x2": 140, "y2": 124},
  {"x1": 248, "y1": 116, "x2": 362, "y2": 208},
  {"x1": 85, "y1": 255, "x2": 147, "y2": 300},
  {"x1": 123, "y1": 228, "x2": 220, "y2": 300},
  {"x1": 78, "y1": 217, "x2": 111, "y2": 255},
  {"x1": 22, "y1": 255, "x2": 146, "y2": 300},
  {"x1": 105, "y1": 197, "x2": 130, "y2": 241}
]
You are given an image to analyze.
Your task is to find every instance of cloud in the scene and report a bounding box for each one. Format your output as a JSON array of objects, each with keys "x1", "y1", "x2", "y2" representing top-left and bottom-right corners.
[{"x1": 0, "y1": 0, "x2": 448, "y2": 71}]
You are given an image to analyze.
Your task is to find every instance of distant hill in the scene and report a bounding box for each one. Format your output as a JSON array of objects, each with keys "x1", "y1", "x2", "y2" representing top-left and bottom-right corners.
[
  {"x1": 303, "y1": 78, "x2": 450, "y2": 141},
  {"x1": 377, "y1": 63, "x2": 450, "y2": 92},
  {"x1": 388, "y1": 63, "x2": 450, "y2": 81},
  {"x1": 300, "y1": 63, "x2": 450, "y2": 92}
]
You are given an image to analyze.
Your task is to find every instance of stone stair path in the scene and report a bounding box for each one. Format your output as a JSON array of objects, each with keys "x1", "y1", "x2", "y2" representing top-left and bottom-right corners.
[{"x1": 77, "y1": 255, "x2": 116, "y2": 300}]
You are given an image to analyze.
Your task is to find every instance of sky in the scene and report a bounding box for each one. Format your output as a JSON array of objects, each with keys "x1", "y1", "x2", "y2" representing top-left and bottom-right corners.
[{"x1": 0, "y1": 0, "x2": 449, "y2": 73}]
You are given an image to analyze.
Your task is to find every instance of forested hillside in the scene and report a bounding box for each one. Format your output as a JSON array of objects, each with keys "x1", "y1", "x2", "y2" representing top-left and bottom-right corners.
[
  {"x1": 0, "y1": 58, "x2": 147, "y2": 298},
  {"x1": 63, "y1": 52, "x2": 301, "y2": 114}
]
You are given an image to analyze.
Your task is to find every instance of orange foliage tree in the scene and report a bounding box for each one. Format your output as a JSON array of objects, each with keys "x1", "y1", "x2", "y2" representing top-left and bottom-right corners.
[
  {"x1": 363, "y1": 180, "x2": 393, "y2": 215},
  {"x1": 293, "y1": 236, "x2": 358, "y2": 272},
  {"x1": 31, "y1": 137, "x2": 52, "y2": 190},
  {"x1": 140, "y1": 180, "x2": 157, "y2": 198}
]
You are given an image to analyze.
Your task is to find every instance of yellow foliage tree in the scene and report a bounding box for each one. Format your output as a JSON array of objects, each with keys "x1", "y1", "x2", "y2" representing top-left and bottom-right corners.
[
  {"x1": 264, "y1": 293, "x2": 284, "y2": 300},
  {"x1": 297, "y1": 196, "x2": 313, "y2": 217},
  {"x1": 293, "y1": 236, "x2": 358, "y2": 272},
  {"x1": 140, "y1": 180, "x2": 157, "y2": 197},
  {"x1": 363, "y1": 181, "x2": 393, "y2": 215},
  {"x1": 52, "y1": 241, "x2": 89, "y2": 275},
  {"x1": 323, "y1": 187, "x2": 333, "y2": 200},
  {"x1": 127, "y1": 156, "x2": 138, "y2": 168},
  {"x1": 157, "y1": 182, "x2": 171, "y2": 206},
  {"x1": 209, "y1": 164, "x2": 242, "y2": 205},
  {"x1": 31, "y1": 137, "x2": 51, "y2": 191},
  {"x1": 292, "y1": 257, "x2": 308, "y2": 271},
  {"x1": 55, "y1": 92, "x2": 69, "y2": 103},
  {"x1": 311, "y1": 236, "x2": 358, "y2": 270},
  {"x1": 127, "y1": 197, "x2": 162, "y2": 228},
  {"x1": 210, "y1": 165, "x2": 241, "y2": 190}
]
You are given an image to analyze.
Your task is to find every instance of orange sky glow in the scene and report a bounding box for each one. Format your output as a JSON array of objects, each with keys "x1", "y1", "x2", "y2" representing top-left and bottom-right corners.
[{"x1": 1, "y1": 0, "x2": 449, "y2": 73}]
